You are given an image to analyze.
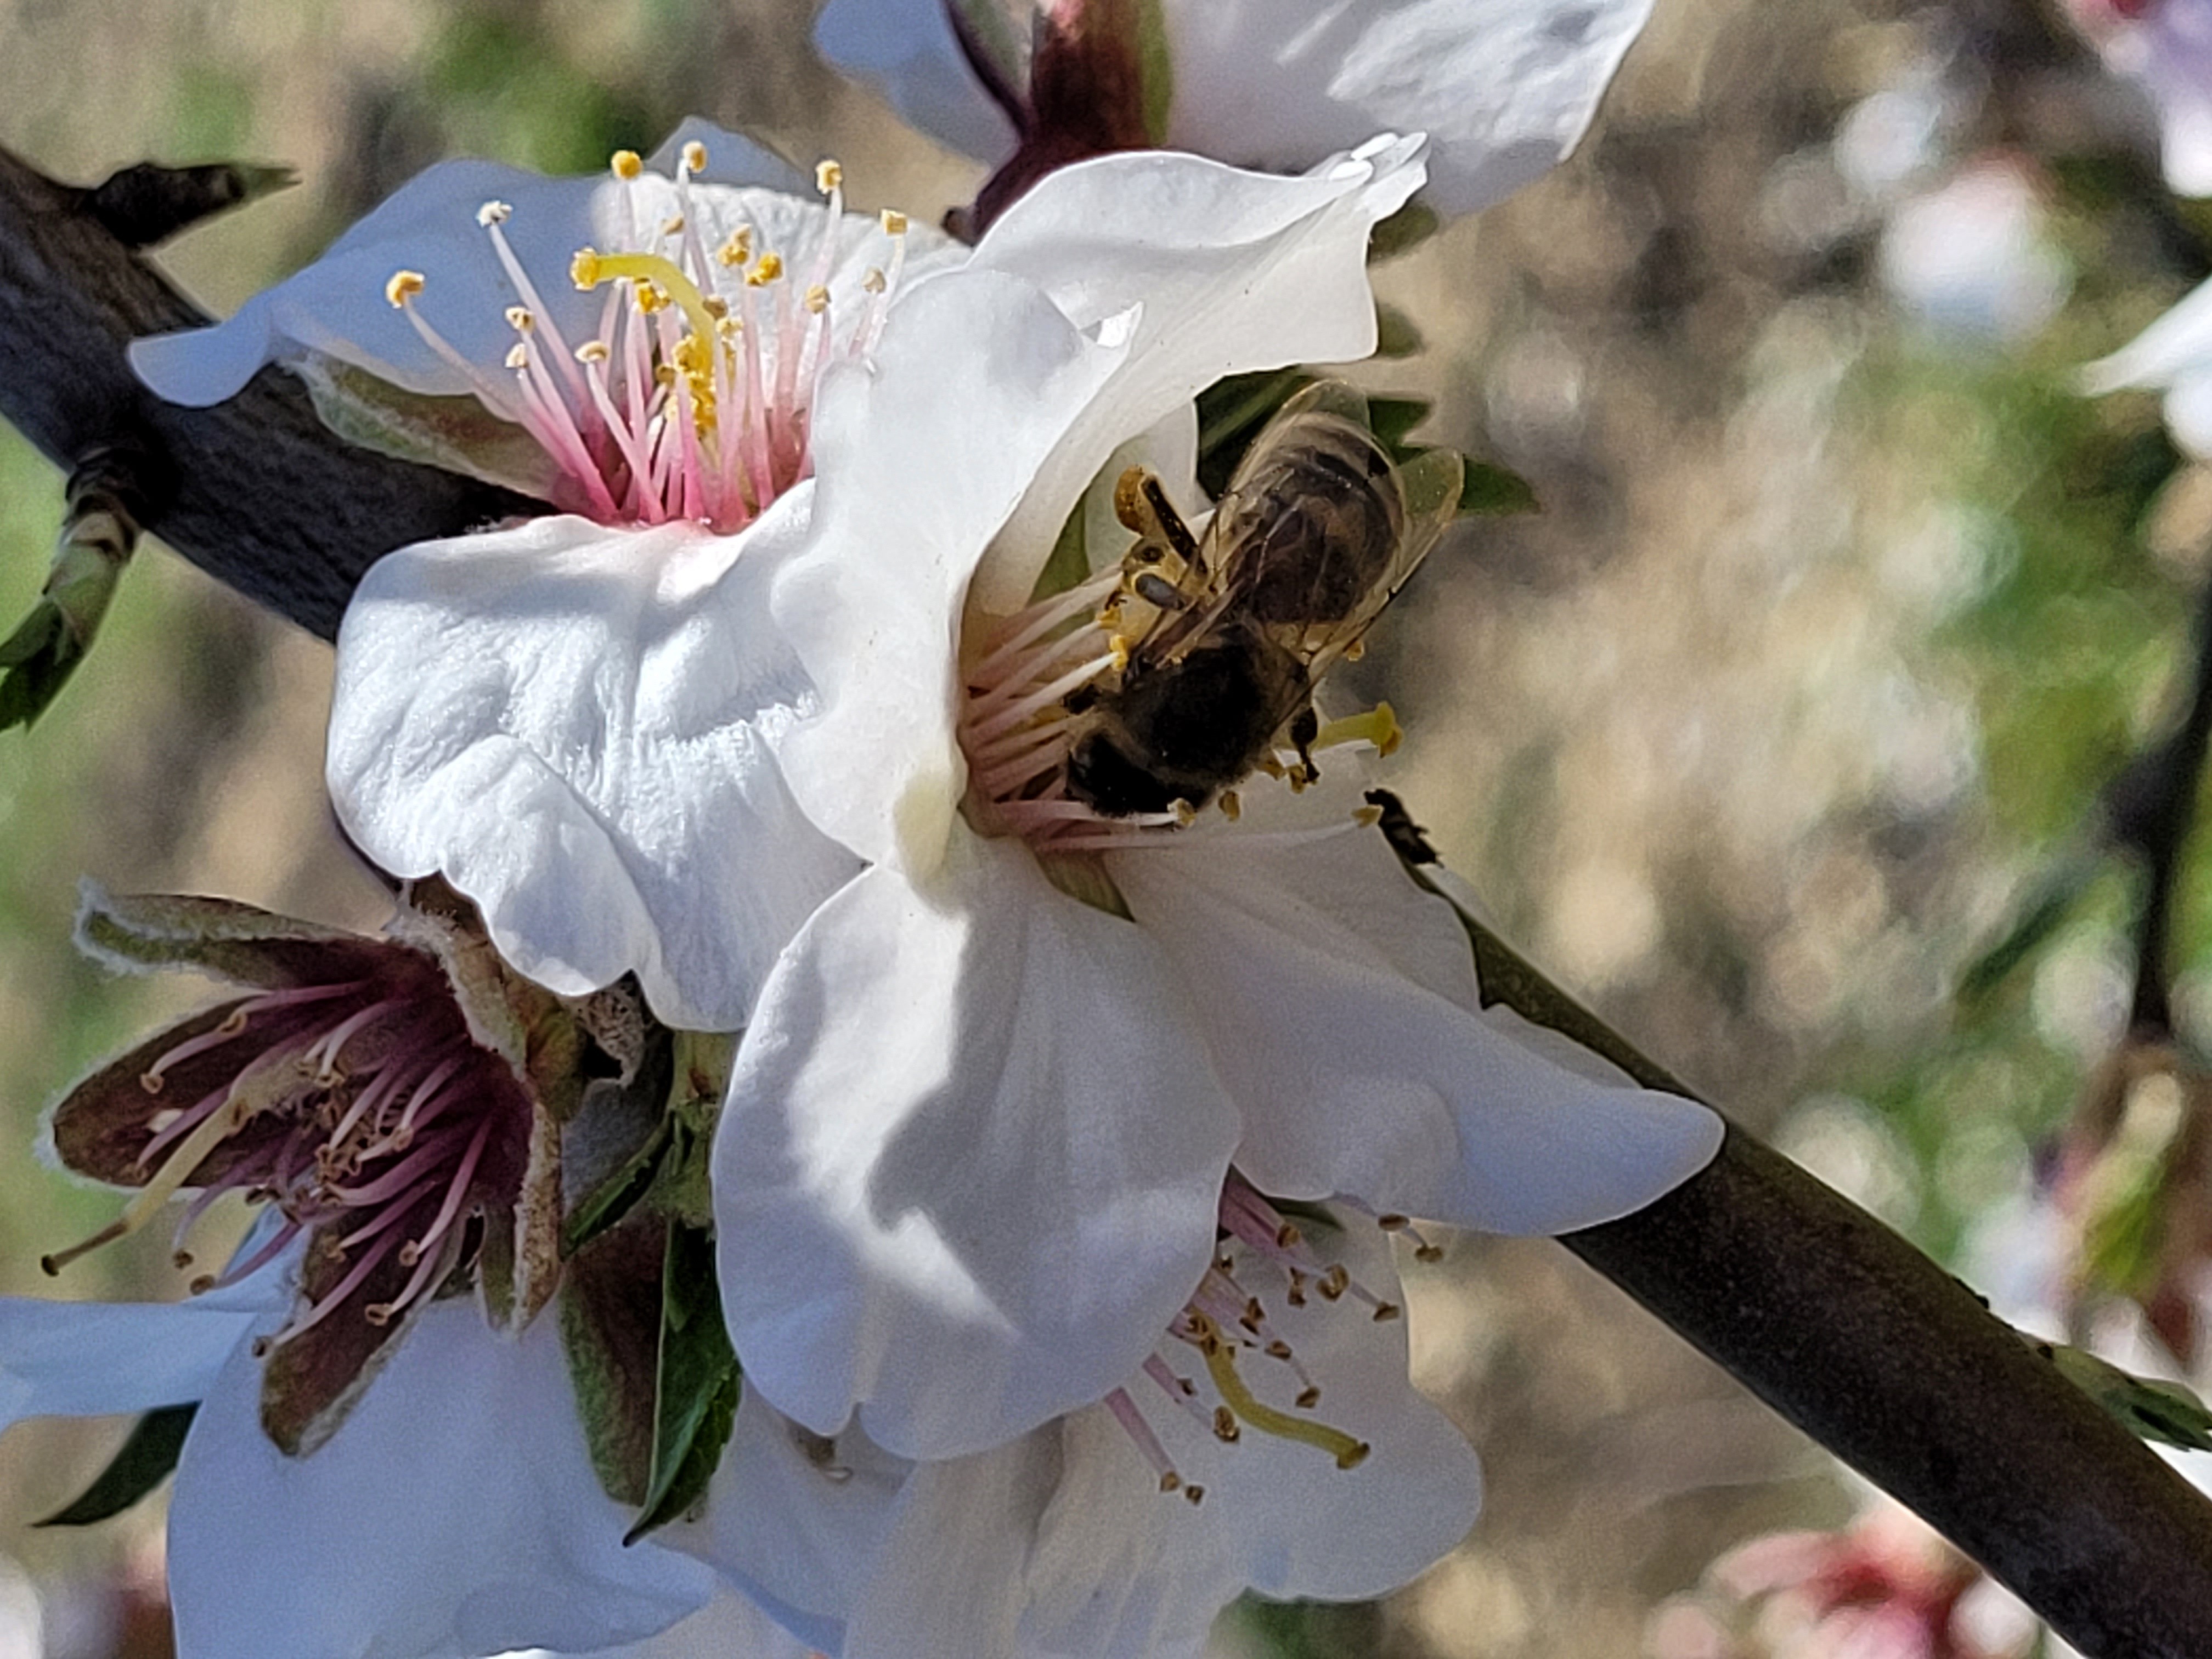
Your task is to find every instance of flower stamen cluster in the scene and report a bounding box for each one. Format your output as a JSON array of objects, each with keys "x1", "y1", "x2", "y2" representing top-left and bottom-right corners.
[{"x1": 385, "y1": 144, "x2": 910, "y2": 531}]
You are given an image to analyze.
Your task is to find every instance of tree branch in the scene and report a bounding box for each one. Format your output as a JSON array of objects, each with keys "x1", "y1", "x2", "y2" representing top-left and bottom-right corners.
[
  {"x1": 0, "y1": 146, "x2": 534, "y2": 641},
  {"x1": 7, "y1": 145, "x2": 2212, "y2": 1657}
]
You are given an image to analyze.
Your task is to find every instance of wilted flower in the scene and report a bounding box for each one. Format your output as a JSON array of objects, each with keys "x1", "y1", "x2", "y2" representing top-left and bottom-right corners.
[
  {"x1": 0, "y1": 883, "x2": 715, "y2": 1658},
  {"x1": 814, "y1": 0, "x2": 1656, "y2": 223}
]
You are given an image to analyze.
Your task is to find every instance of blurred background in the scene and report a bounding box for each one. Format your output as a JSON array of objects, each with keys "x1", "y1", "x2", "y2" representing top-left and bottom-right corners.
[{"x1": 0, "y1": 0, "x2": 2206, "y2": 1655}]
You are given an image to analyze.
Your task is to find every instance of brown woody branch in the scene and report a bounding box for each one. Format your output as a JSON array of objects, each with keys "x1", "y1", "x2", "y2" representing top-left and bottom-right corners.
[{"x1": 6, "y1": 146, "x2": 2212, "y2": 1657}]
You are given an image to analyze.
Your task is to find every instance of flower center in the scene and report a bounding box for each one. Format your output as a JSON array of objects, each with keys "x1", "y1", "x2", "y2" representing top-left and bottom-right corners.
[
  {"x1": 1101, "y1": 1172, "x2": 1441, "y2": 1504},
  {"x1": 386, "y1": 145, "x2": 911, "y2": 532},
  {"x1": 43, "y1": 970, "x2": 529, "y2": 1348}
]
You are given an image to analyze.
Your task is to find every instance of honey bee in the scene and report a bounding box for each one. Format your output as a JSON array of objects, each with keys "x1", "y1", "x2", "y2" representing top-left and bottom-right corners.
[{"x1": 1064, "y1": 382, "x2": 1464, "y2": 816}]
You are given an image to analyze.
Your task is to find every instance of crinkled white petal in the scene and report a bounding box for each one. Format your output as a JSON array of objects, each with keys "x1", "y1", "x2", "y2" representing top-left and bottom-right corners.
[
  {"x1": 1160, "y1": 0, "x2": 1650, "y2": 216},
  {"x1": 769, "y1": 269, "x2": 1131, "y2": 874},
  {"x1": 2084, "y1": 273, "x2": 2212, "y2": 458},
  {"x1": 0, "y1": 1255, "x2": 286, "y2": 1437},
  {"x1": 169, "y1": 1297, "x2": 714, "y2": 1659},
  {"x1": 129, "y1": 120, "x2": 895, "y2": 410},
  {"x1": 712, "y1": 828, "x2": 1240, "y2": 1460},
  {"x1": 1024, "y1": 1225, "x2": 1480, "y2": 1657},
  {"x1": 328, "y1": 501, "x2": 856, "y2": 1031},
  {"x1": 814, "y1": 0, "x2": 1021, "y2": 165},
  {"x1": 965, "y1": 137, "x2": 1426, "y2": 613},
  {"x1": 1108, "y1": 786, "x2": 1720, "y2": 1231}
]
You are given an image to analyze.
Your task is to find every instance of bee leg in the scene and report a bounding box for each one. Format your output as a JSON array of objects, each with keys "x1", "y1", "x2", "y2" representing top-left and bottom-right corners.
[
  {"x1": 1288, "y1": 704, "x2": 1321, "y2": 789},
  {"x1": 1114, "y1": 467, "x2": 1206, "y2": 578}
]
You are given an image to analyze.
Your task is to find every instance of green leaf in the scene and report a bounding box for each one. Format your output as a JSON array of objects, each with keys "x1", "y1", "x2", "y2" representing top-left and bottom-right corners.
[
  {"x1": 1368, "y1": 201, "x2": 1439, "y2": 262},
  {"x1": 1195, "y1": 369, "x2": 1316, "y2": 497},
  {"x1": 625, "y1": 1220, "x2": 740, "y2": 1543},
  {"x1": 1457, "y1": 461, "x2": 1541, "y2": 517},
  {"x1": 562, "y1": 1109, "x2": 674, "y2": 1259},
  {"x1": 2044, "y1": 1343, "x2": 2212, "y2": 1453},
  {"x1": 36, "y1": 1404, "x2": 196, "y2": 1526},
  {"x1": 1365, "y1": 397, "x2": 1432, "y2": 453}
]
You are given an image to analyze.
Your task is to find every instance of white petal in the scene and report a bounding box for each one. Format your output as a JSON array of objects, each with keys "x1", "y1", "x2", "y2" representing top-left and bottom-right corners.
[
  {"x1": 131, "y1": 122, "x2": 838, "y2": 410},
  {"x1": 169, "y1": 1299, "x2": 713, "y2": 1659},
  {"x1": 1109, "y1": 809, "x2": 1721, "y2": 1231},
  {"x1": 712, "y1": 829, "x2": 1239, "y2": 1460},
  {"x1": 328, "y1": 504, "x2": 857, "y2": 1031},
  {"x1": 814, "y1": 0, "x2": 1020, "y2": 165},
  {"x1": 965, "y1": 138, "x2": 1426, "y2": 614},
  {"x1": 1025, "y1": 1226, "x2": 1479, "y2": 1656},
  {"x1": 1161, "y1": 0, "x2": 1652, "y2": 216},
  {"x1": 770, "y1": 270, "x2": 1130, "y2": 874},
  {"x1": 0, "y1": 1259, "x2": 284, "y2": 1436}
]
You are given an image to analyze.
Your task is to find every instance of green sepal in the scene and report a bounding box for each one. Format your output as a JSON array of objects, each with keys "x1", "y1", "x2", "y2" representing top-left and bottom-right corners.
[
  {"x1": 292, "y1": 354, "x2": 560, "y2": 500},
  {"x1": 625, "y1": 1219, "x2": 741, "y2": 1543},
  {"x1": 1456, "y1": 462, "x2": 1541, "y2": 516},
  {"x1": 35, "y1": 1403, "x2": 196, "y2": 1526},
  {"x1": 1195, "y1": 369, "x2": 1316, "y2": 497},
  {"x1": 1364, "y1": 397, "x2": 1431, "y2": 453},
  {"x1": 562, "y1": 1110, "x2": 675, "y2": 1259},
  {"x1": 2043, "y1": 1342, "x2": 2212, "y2": 1453}
]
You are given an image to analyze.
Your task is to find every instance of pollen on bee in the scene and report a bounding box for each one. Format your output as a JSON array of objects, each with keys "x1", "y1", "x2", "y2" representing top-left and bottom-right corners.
[
  {"x1": 610, "y1": 149, "x2": 644, "y2": 180},
  {"x1": 384, "y1": 269, "x2": 426, "y2": 308}
]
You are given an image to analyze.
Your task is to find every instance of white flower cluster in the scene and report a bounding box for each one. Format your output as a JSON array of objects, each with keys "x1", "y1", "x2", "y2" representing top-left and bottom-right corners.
[{"x1": 4, "y1": 6, "x2": 1722, "y2": 1659}]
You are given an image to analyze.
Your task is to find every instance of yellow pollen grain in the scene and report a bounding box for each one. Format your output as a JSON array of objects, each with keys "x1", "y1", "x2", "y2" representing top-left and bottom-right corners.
[
  {"x1": 682, "y1": 140, "x2": 708, "y2": 173},
  {"x1": 881, "y1": 208, "x2": 908, "y2": 235},
  {"x1": 611, "y1": 149, "x2": 644, "y2": 180},
  {"x1": 636, "y1": 283, "x2": 670, "y2": 315},
  {"x1": 505, "y1": 304, "x2": 534, "y2": 332},
  {"x1": 718, "y1": 228, "x2": 754, "y2": 267},
  {"x1": 476, "y1": 200, "x2": 512, "y2": 227},
  {"x1": 805, "y1": 284, "x2": 830, "y2": 315},
  {"x1": 748, "y1": 251, "x2": 785, "y2": 286},
  {"x1": 385, "y1": 269, "x2": 425, "y2": 307},
  {"x1": 816, "y1": 159, "x2": 844, "y2": 194},
  {"x1": 662, "y1": 213, "x2": 686, "y2": 236}
]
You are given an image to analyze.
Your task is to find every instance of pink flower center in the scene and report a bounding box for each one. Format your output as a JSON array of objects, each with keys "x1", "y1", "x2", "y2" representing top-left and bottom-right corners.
[{"x1": 387, "y1": 146, "x2": 910, "y2": 532}]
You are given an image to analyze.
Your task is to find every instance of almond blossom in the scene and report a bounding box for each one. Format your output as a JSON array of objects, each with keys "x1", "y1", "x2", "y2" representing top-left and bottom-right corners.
[
  {"x1": 0, "y1": 884, "x2": 715, "y2": 1659},
  {"x1": 812, "y1": 0, "x2": 1656, "y2": 219}
]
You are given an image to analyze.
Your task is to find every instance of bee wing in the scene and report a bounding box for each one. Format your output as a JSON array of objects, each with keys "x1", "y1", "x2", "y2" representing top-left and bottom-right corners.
[{"x1": 1287, "y1": 443, "x2": 1465, "y2": 679}]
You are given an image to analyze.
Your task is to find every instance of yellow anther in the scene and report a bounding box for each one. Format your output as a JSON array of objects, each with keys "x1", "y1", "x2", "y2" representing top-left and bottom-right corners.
[
  {"x1": 1183, "y1": 1485, "x2": 1205, "y2": 1505},
  {"x1": 718, "y1": 228, "x2": 754, "y2": 267},
  {"x1": 636, "y1": 283, "x2": 670, "y2": 315},
  {"x1": 1218, "y1": 789, "x2": 1242, "y2": 822},
  {"x1": 748, "y1": 251, "x2": 786, "y2": 286},
  {"x1": 385, "y1": 270, "x2": 426, "y2": 307},
  {"x1": 862, "y1": 267, "x2": 888, "y2": 294},
  {"x1": 505, "y1": 343, "x2": 529, "y2": 370},
  {"x1": 702, "y1": 295, "x2": 730, "y2": 319},
  {"x1": 1314, "y1": 701, "x2": 1402, "y2": 758},
  {"x1": 188, "y1": 1274, "x2": 216, "y2": 1295},
  {"x1": 1352, "y1": 805, "x2": 1384, "y2": 828},
  {"x1": 1345, "y1": 637, "x2": 1367, "y2": 662},
  {"x1": 816, "y1": 159, "x2": 844, "y2": 194},
  {"x1": 1212, "y1": 1406, "x2": 1240, "y2": 1444},
  {"x1": 611, "y1": 150, "x2": 644, "y2": 180},
  {"x1": 1278, "y1": 1222, "x2": 1303, "y2": 1248},
  {"x1": 1158, "y1": 1472, "x2": 1181, "y2": 1494},
  {"x1": 1296, "y1": 1385, "x2": 1321, "y2": 1409},
  {"x1": 1172, "y1": 800, "x2": 1197, "y2": 827},
  {"x1": 1378, "y1": 1213, "x2": 1409, "y2": 1231},
  {"x1": 681, "y1": 139, "x2": 708, "y2": 173},
  {"x1": 1415, "y1": 1244, "x2": 1444, "y2": 1263},
  {"x1": 805, "y1": 284, "x2": 830, "y2": 315},
  {"x1": 505, "y1": 304, "x2": 534, "y2": 332},
  {"x1": 881, "y1": 208, "x2": 908, "y2": 235},
  {"x1": 139, "y1": 1070, "x2": 165, "y2": 1097},
  {"x1": 574, "y1": 250, "x2": 723, "y2": 351},
  {"x1": 1318, "y1": 1265, "x2": 1350, "y2": 1301},
  {"x1": 575, "y1": 340, "x2": 611, "y2": 364},
  {"x1": 662, "y1": 213, "x2": 686, "y2": 236},
  {"x1": 1373, "y1": 1302, "x2": 1402, "y2": 1322},
  {"x1": 476, "y1": 200, "x2": 512, "y2": 227},
  {"x1": 716, "y1": 316, "x2": 742, "y2": 340}
]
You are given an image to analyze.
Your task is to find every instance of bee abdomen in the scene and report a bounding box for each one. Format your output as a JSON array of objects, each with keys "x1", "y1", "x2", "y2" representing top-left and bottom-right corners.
[{"x1": 1235, "y1": 434, "x2": 1402, "y2": 626}]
